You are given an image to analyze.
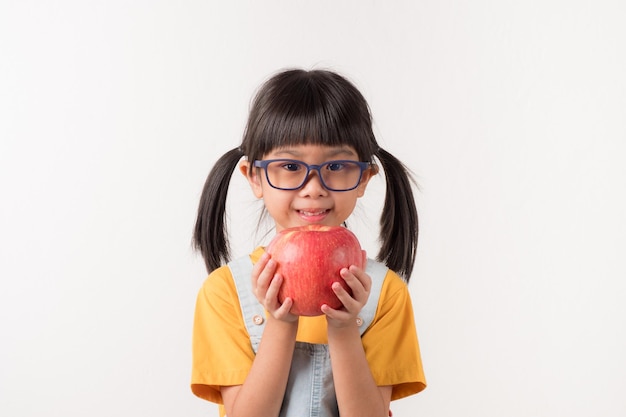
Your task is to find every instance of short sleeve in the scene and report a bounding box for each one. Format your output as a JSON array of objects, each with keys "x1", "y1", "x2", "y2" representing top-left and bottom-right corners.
[
  {"x1": 191, "y1": 266, "x2": 255, "y2": 403},
  {"x1": 362, "y1": 271, "x2": 427, "y2": 400}
]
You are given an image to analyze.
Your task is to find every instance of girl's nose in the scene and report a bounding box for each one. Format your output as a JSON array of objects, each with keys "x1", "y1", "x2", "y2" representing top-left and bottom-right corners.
[{"x1": 298, "y1": 170, "x2": 328, "y2": 196}]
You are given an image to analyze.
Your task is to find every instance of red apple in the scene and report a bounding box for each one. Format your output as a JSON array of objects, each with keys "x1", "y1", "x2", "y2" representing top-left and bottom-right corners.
[{"x1": 265, "y1": 225, "x2": 364, "y2": 316}]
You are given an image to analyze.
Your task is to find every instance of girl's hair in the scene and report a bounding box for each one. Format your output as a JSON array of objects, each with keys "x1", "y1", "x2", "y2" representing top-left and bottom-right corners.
[{"x1": 193, "y1": 69, "x2": 419, "y2": 281}]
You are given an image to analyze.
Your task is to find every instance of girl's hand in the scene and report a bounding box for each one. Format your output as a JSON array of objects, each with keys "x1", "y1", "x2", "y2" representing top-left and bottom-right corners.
[
  {"x1": 252, "y1": 252, "x2": 299, "y2": 323},
  {"x1": 322, "y1": 251, "x2": 371, "y2": 328}
]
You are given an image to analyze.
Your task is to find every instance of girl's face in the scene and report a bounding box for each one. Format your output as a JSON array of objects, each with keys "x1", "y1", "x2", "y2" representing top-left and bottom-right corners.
[{"x1": 240, "y1": 144, "x2": 376, "y2": 233}]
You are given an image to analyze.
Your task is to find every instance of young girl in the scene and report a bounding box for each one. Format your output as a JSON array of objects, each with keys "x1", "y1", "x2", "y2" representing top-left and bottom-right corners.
[{"x1": 191, "y1": 69, "x2": 426, "y2": 417}]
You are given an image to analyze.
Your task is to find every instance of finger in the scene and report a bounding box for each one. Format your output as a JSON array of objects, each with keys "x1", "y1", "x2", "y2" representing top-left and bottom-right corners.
[
  {"x1": 255, "y1": 258, "x2": 277, "y2": 295},
  {"x1": 340, "y1": 267, "x2": 371, "y2": 301},
  {"x1": 321, "y1": 303, "x2": 352, "y2": 323},
  {"x1": 331, "y1": 281, "x2": 360, "y2": 312},
  {"x1": 251, "y1": 253, "x2": 269, "y2": 291},
  {"x1": 347, "y1": 265, "x2": 372, "y2": 293},
  {"x1": 264, "y1": 273, "x2": 283, "y2": 305},
  {"x1": 275, "y1": 296, "x2": 294, "y2": 318},
  {"x1": 252, "y1": 252, "x2": 271, "y2": 280}
]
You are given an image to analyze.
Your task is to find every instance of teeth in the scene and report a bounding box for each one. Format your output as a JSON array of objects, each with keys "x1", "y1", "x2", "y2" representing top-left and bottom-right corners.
[{"x1": 300, "y1": 209, "x2": 327, "y2": 216}]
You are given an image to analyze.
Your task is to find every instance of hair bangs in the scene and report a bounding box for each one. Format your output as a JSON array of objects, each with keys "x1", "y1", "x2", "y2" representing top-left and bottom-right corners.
[
  {"x1": 260, "y1": 97, "x2": 351, "y2": 150},
  {"x1": 242, "y1": 69, "x2": 377, "y2": 162}
]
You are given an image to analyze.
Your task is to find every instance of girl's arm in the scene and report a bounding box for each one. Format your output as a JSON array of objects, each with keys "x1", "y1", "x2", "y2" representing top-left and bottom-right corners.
[
  {"x1": 327, "y1": 324, "x2": 392, "y2": 417},
  {"x1": 222, "y1": 253, "x2": 298, "y2": 417},
  {"x1": 221, "y1": 316, "x2": 298, "y2": 417},
  {"x1": 323, "y1": 263, "x2": 392, "y2": 417}
]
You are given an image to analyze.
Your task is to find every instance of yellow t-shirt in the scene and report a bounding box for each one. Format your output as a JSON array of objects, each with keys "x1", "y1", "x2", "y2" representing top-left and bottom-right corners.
[{"x1": 191, "y1": 247, "x2": 426, "y2": 407}]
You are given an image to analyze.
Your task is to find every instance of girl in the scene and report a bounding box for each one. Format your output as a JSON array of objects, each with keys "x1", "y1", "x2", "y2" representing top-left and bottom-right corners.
[{"x1": 191, "y1": 69, "x2": 426, "y2": 417}]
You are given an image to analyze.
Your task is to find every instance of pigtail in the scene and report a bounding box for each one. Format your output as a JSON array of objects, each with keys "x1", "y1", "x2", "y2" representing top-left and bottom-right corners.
[
  {"x1": 193, "y1": 147, "x2": 245, "y2": 273},
  {"x1": 375, "y1": 147, "x2": 419, "y2": 282}
]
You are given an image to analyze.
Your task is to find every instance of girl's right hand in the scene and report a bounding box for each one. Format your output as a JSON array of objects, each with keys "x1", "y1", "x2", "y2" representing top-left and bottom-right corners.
[{"x1": 252, "y1": 252, "x2": 299, "y2": 322}]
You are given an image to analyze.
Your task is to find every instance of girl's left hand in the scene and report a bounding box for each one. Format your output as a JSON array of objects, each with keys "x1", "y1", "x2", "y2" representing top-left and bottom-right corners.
[{"x1": 322, "y1": 251, "x2": 371, "y2": 328}]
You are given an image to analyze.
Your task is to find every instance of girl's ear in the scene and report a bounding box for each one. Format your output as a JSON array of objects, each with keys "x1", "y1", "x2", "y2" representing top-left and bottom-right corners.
[
  {"x1": 239, "y1": 160, "x2": 263, "y2": 198},
  {"x1": 356, "y1": 164, "x2": 379, "y2": 197}
]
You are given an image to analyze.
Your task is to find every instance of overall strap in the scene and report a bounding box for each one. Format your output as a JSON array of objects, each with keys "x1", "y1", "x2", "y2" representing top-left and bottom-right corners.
[
  {"x1": 228, "y1": 255, "x2": 389, "y2": 352},
  {"x1": 229, "y1": 256, "x2": 266, "y2": 352},
  {"x1": 358, "y1": 259, "x2": 387, "y2": 333}
]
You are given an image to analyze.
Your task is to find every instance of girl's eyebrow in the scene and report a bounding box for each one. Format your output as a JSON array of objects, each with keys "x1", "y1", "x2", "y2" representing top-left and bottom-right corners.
[{"x1": 271, "y1": 147, "x2": 358, "y2": 158}]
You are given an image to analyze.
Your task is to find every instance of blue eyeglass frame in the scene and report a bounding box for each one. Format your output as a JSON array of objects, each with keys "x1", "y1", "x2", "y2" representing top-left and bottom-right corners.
[{"x1": 252, "y1": 159, "x2": 371, "y2": 191}]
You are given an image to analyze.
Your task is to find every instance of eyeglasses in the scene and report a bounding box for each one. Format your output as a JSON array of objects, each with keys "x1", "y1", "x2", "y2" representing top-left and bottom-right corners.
[{"x1": 253, "y1": 159, "x2": 371, "y2": 191}]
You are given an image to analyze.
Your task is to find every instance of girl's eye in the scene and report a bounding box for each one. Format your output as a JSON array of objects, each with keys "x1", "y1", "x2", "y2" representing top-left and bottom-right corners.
[
  {"x1": 281, "y1": 162, "x2": 303, "y2": 172},
  {"x1": 326, "y1": 162, "x2": 345, "y2": 171}
]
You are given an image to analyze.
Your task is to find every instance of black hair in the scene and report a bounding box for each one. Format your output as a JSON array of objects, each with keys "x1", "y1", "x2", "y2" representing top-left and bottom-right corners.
[{"x1": 193, "y1": 69, "x2": 419, "y2": 281}]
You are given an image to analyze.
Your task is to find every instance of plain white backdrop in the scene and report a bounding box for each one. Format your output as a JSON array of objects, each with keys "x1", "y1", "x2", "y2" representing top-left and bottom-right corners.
[{"x1": 1, "y1": 1, "x2": 625, "y2": 416}]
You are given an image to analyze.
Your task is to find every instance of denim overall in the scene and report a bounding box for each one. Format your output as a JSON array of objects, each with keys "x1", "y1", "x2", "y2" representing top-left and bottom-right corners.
[{"x1": 228, "y1": 256, "x2": 388, "y2": 417}]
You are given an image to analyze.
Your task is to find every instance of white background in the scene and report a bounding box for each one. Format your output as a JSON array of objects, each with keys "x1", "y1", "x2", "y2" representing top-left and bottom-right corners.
[{"x1": 1, "y1": 1, "x2": 625, "y2": 416}]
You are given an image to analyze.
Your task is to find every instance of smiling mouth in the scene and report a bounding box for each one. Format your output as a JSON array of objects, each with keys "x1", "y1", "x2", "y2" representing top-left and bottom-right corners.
[{"x1": 298, "y1": 209, "x2": 330, "y2": 217}]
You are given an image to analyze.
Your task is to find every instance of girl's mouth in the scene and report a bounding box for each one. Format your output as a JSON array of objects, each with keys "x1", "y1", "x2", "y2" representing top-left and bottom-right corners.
[{"x1": 297, "y1": 209, "x2": 330, "y2": 222}]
